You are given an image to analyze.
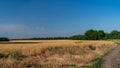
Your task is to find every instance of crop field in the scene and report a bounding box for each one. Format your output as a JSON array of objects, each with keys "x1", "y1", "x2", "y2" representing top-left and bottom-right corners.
[{"x1": 0, "y1": 40, "x2": 117, "y2": 68}]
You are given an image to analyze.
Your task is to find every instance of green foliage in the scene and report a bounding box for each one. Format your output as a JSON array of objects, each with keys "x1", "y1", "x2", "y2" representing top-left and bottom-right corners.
[
  {"x1": 70, "y1": 35, "x2": 85, "y2": 40},
  {"x1": 85, "y1": 29, "x2": 98, "y2": 40},
  {"x1": 110, "y1": 30, "x2": 120, "y2": 39},
  {"x1": 108, "y1": 39, "x2": 120, "y2": 44},
  {"x1": 81, "y1": 58, "x2": 102, "y2": 68},
  {"x1": 104, "y1": 33, "x2": 110, "y2": 40},
  {"x1": 0, "y1": 37, "x2": 9, "y2": 41},
  {"x1": 16, "y1": 37, "x2": 69, "y2": 40},
  {"x1": 70, "y1": 29, "x2": 120, "y2": 40},
  {"x1": 97, "y1": 30, "x2": 105, "y2": 40}
]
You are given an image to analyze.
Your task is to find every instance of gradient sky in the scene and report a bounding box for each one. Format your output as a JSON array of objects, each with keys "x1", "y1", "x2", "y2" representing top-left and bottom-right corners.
[{"x1": 0, "y1": 0, "x2": 120, "y2": 39}]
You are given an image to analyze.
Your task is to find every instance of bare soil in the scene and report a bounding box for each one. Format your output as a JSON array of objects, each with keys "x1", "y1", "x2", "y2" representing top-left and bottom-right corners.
[{"x1": 102, "y1": 45, "x2": 120, "y2": 68}]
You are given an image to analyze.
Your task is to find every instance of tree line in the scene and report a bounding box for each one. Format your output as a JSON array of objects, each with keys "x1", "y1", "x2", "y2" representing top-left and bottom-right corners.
[
  {"x1": 29, "y1": 37, "x2": 69, "y2": 40},
  {"x1": 2, "y1": 29, "x2": 120, "y2": 41},
  {"x1": 23, "y1": 29, "x2": 120, "y2": 40},
  {"x1": 0, "y1": 37, "x2": 9, "y2": 41},
  {"x1": 12, "y1": 37, "x2": 69, "y2": 40},
  {"x1": 70, "y1": 29, "x2": 120, "y2": 40}
]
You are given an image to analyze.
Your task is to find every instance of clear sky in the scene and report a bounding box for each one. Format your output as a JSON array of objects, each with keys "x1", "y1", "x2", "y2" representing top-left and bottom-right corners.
[{"x1": 0, "y1": 0, "x2": 120, "y2": 39}]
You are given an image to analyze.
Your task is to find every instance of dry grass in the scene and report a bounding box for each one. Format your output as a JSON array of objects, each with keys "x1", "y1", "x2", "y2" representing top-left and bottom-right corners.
[{"x1": 0, "y1": 40, "x2": 117, "y2": 68}]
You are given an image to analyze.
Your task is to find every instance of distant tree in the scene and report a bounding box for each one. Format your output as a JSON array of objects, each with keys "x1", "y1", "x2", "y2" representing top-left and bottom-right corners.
[
  {"x1": 12, "y1": 29, "x2": 120, "y2": 40},
  {"x1": 30, "y1": 37, "x2": 69, "y2": 40},
  {"x1": 66, "y1": 29, "x2": 120, "y2": 40},
  {"x1": 97, "y1": 30, "x2": 105, "y2": 40},
  {"x1": 79, "y1": 35, "x2": 85, "y2": 40},
  {"x1": 104, "y1": 33, "x2": 110, "y2": 39},
  {"x1": 70, "y1": 35, "x2": 85, "y2": 40},
  {"x1": 110, "y1": 30, "x2": 120, "y2": 39},
  {"x1": 0, "y1": 37, "x2": 9, "y2": 41},
  {"x1": 85, "y1": 29, "x2": 98, "y2": 40}
]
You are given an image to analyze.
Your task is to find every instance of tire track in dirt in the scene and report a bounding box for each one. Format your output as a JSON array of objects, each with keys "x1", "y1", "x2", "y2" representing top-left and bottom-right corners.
[{"x1": 102, "y1": 45, "x2": 120, "y2": 68}]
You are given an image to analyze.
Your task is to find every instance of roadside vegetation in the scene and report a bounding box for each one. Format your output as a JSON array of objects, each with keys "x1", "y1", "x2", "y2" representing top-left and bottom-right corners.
[
  {"x1": 107, "y1": 39, "x2": 120, "y2": 44},
  {"x1": 81, "y1": 58, "x2": 102, "y2": 68}
]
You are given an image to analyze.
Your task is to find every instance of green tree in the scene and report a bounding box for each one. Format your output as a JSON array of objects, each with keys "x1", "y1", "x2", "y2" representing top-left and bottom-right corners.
[
  {"x1": 70, "y1": 35, "x2": 85, "y2": 40},
  {"x1": 110, "y1": 30, "x2": 120, "y2": 39},
  {"x1": 97, "y1": 30, "x2": 105, "y2": 40},
  {"x1": 104, "y1": 33, "x2": 110, "y2": 39},
  {"x1": 0, "y1": 37, "x2": 9, "y2": 41},
  {"x1": 85, "y1": 29, "x2": 98, "y2": 40}
]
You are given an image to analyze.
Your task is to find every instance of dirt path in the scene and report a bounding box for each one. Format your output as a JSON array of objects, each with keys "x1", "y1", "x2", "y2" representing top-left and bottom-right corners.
[{"x1": 102, "y1": 45, "x2": 120, "y2": 68}]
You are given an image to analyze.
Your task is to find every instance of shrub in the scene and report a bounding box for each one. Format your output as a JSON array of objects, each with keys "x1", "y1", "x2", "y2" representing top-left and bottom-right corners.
[
  {"x1": 85, "y1": 29, "x2": 98, "y2": 40},
  {"x1": 0, "y1": 37, "x2": 9, "y2": 41},
  {"x1": 70, "y1": 35, "x2": 85, "y2": 40}
]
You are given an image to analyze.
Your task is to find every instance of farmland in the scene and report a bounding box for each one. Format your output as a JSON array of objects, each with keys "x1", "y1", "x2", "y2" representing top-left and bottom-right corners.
[{"x1": 0, "y1": 40, "x2": 117, "y2": 68}]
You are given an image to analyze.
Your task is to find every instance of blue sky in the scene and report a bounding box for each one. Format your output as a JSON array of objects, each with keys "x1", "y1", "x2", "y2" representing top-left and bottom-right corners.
[{"x1": 0, "y1": 0, "x2": 120, "y2": 39}]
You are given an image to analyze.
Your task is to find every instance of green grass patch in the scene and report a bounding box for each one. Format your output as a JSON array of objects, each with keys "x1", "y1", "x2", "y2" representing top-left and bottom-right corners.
[
  {"x1": 81, "y1": 58, "x2": 103, "y2": 68},
  {"x1": 107, "y1": 39, "x2": 120, "y2": 44}
]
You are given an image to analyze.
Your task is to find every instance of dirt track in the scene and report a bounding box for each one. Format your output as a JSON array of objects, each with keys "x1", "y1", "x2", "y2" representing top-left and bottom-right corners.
[{"x1": 102, "y1": 45, "x2": 120, "y2": 68}]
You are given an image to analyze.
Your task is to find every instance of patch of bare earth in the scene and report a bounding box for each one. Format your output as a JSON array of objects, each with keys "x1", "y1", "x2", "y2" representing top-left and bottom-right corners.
[{"x1": 102, "y1": 45, "x2": 120, "y2": 68}]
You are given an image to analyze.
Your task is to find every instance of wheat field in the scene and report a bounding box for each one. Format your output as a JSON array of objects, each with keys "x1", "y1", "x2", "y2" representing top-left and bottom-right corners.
[{"x1": 0, "y1": 40, "x2": 117, "y2": 68}]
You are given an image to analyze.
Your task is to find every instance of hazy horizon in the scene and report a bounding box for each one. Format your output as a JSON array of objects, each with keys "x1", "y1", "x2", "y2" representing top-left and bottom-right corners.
[{"x1": 0, "y1": 0, "x2": 120, "y2": 39}]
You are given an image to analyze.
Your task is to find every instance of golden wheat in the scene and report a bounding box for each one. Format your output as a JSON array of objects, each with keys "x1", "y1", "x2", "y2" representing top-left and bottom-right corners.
[{"x1": 0, "y1": 40, "x2": 117, "y2": 68}]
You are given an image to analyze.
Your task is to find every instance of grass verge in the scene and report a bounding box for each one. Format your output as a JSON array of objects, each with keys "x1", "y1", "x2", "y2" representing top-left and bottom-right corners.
[{"x1": 81, "y1": 58, "x2": 103, "y2": 68}]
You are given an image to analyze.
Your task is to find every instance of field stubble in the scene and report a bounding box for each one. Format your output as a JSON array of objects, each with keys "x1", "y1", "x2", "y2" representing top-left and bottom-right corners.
[{"x1": 0, "y1": 40, "x2": 117, "y2": 68}]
